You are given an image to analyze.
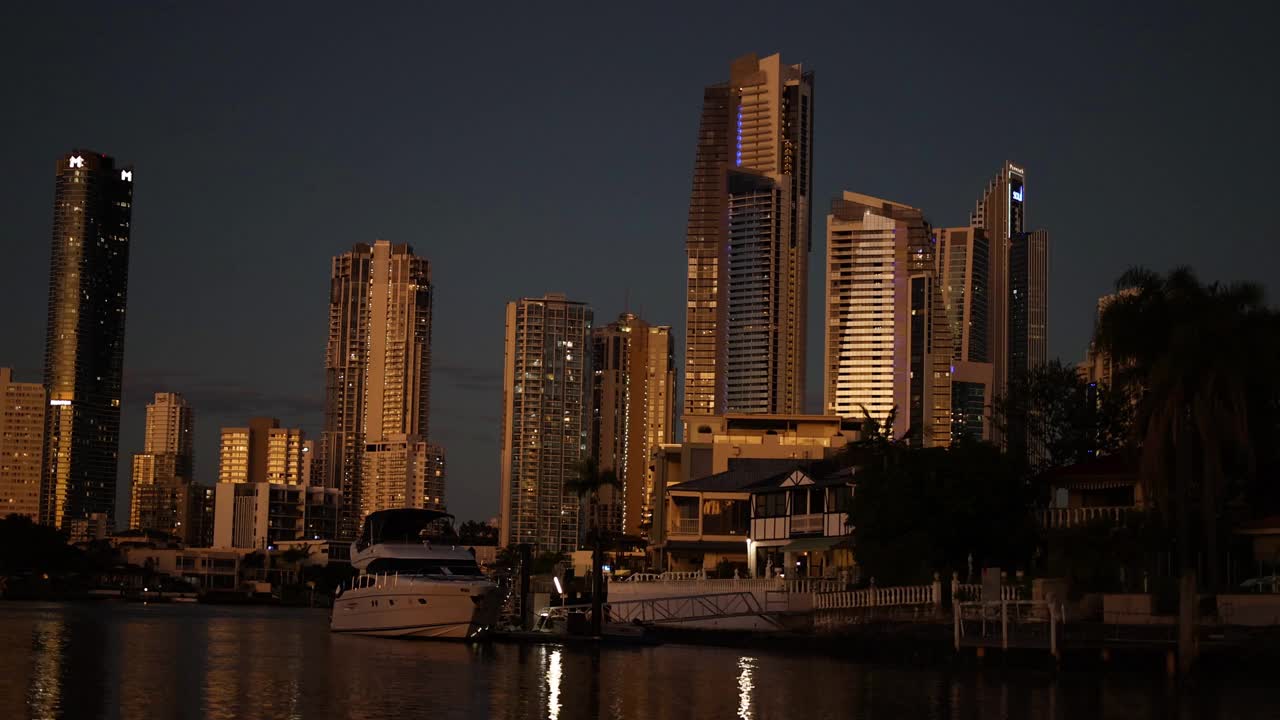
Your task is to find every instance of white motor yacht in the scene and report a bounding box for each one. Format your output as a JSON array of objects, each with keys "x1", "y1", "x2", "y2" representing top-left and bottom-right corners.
[{"x1": 330, "y1": 509, "x2": 501, "y2": 639}]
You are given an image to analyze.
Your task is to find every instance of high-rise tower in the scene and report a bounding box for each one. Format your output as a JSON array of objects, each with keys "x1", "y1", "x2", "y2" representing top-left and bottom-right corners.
[
  {"x1": 824, "y1": 192, "x2": 952, "y2": 447},
  {"x1": 591, "y1": 313, "x2": 676, "y2": 537},
  {"x1": 1008, "y1": 230, "x2": 1049, "y2": 381},
  {"x1": 41, "y1": 150, "x2": 134, "y2": 529},
  {"x1": 499, "y1": 294, "x2": 593, "y2": 553},
  {"x1": 684, "y1": 53, "x2": 813, "y2": 421},
  {"x1": 129, "y1": 392, "x2": 196, "y2": 537},
  {"x1": 970, "y1": 162, "x2": 1026, "y2": 420},
  {"x1": 320, "y1": 241, "x2": 433, "y2": 540},
  {"x1": 935, "y1": 226, "x2": 995, "y2": 441}
]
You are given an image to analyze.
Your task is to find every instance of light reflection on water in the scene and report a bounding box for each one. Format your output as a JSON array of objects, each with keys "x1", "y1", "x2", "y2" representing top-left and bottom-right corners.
[
  {"x1": 546, "y1": 647, "x2": 562, "y2": 720},
  {"x1": 26, "y1": 618, "x2": 63, "y2": 719},
  {"x1": 737, "y1": 655, "x2": 754, "y2": 720},
  {"x1": 1, "y1": 602, "x2": 1278, "y2": 719}
]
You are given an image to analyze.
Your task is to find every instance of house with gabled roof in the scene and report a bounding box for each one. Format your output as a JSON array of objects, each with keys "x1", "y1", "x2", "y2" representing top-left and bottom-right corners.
[
  {"x1": 660, "y1": 458, "x2": 803, "y2": 575},
  {"x1": 747, "y1": 467, "x2": 856, "y2": 580}
]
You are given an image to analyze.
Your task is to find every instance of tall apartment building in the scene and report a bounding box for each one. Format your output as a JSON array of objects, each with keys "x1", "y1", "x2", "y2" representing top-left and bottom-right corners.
[
  {"x1": 217, "y1": 418, "x2": 306, "y2": 485},
  {"x1": 41, "y1": 150, "x2": 134, "y2": 529},
  {"x1": 970, "y1": 162, "x2": 1025, "y2": 414},
  {"x1": 129, "y1": 393, "x2": 197, "y2": 539},
  {"x1": 213, "y1": 482, "x2": 305, "y2": 549},
  {"x1": 1009, "y1": 230, "x2": 1049, "y2": 382},
  {"x1": 935, "y1": 227, "x2": 995, "y2": 441},
  {"x1": 321, "y1": 240, "x2": 433, "y2": 540},
  {"x1": 1, "y1": 368, "x2": 46, "y2": 520},
  {"x1": 591, "y1": 313, "x2": 676, "y2": 537},
  {"x1": 824, "y1": 192, "x2": 952, "y2": 447},
  {"x1": 684, "y1": 53, "x2": 813, "y2": 421},
  {"x1": 141, "y1": 392, "x2": 194, "y2": 477},
  {"x1": 213, "y1": 418, "x2": 307, "y2": 548},
  {"x1": 301, "y1": 439, "x2": 315, "y2": 487},
  {"x1": 499, "y1": 294, "x2": 593, "y2": 553},
  {"x1": 360, "y1": 436, "x2": 446, "y2": 525}
]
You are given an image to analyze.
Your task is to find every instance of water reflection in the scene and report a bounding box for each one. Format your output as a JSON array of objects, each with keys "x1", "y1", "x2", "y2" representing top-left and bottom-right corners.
[
  {"x1": 27, "y1": 617, "x2": 64, "y2": 718},
  {"x1": 736, "y1": 656, "x2": 754, "y2": 720},
  {"x1": 545, "y1": 647, "x2": 562, "y2": 720},
  {"x1": 1, "y1": 604, "x2": 1278, "y2": 719}
]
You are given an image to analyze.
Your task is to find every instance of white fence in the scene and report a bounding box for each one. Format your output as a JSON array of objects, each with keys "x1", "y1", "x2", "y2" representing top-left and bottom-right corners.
[
  {"x1": 670, "y1": 518, "x2": 700, "y2": 535},
  {"x1": 609, "y1": 570, "x2": 1024, "y2": 616},
  {"x1": 814, "y1": 583, "x2": 936, "y2": 610},
  {"x1": 617, "y1": 570, "x2": 707, "y2": 583}
]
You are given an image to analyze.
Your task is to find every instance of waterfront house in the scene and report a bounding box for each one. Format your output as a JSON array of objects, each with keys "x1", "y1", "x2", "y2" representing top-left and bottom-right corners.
[
  {"x1": 748, "y1": 467, "x2": 856, "y2": 580},
  {"x1": 1038, "y1": 456, "x2": 1144, "y2": 529},
  {"x1": 651, "y1": 413, "x2": 860, "y2": 552},
  {"x1": 659, "y1": 459, "x2": 804, "y2": 575}
]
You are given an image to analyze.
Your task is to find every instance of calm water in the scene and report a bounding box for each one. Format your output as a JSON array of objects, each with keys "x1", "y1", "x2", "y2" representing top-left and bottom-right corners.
[{"x1": 0, "y1": 603, "x2": 1275, "y2": 719}]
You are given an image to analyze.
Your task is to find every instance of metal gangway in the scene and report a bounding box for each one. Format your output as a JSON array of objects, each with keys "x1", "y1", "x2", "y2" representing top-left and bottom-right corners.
[{"x1": 537, "y1": 591, "x2": 782, "y2": 629}]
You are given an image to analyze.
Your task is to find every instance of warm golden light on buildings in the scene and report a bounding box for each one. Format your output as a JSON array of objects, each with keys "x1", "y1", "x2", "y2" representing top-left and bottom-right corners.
[
  {"x1": 321, "y1": 240, "x2": 433, "y2": 540},
  {"x1": 592, "y1": 313, "x2": 676, "y2": 537},
  {"x1": 685, "y1": 53, "x2": 812, "y2": 422},
  {"x1": 499, "y1": 293, "x2": 593, "y2": 553},
  {"x1": 0, "y1": 368, "x2": 45, "y2": 520},
  {"x1": 824, "y1": 192, "x2": 951, "y2": 447}
]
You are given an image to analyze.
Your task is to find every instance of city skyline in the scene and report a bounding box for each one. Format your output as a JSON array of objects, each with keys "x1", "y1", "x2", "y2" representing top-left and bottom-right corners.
[{"x1": 1, "y1": 5, "x2": 1275, "y2": 525}]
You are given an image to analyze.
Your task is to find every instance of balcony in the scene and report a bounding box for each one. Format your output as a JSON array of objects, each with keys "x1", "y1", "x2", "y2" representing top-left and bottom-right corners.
[
  {"x1": 671, "y1": 518, "x2": 700, "y2": 536},
  {"x1": 790, "y1": 514, "x2": 823, "y2": 535},
  {"x1": 1038, "y1": 506, "x2": 1135, "y2": 529}
]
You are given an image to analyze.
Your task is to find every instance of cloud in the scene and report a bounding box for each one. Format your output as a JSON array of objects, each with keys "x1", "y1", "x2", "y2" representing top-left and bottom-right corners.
[
  {"x1": 122, "y1": 368, "x2": 324, "y2": 423},
  {"x1": 434, "y1": 361, "x2": 503, "y2": 393}
]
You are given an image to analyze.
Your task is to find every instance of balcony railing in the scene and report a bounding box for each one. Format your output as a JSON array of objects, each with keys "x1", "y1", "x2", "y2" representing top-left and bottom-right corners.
[
  {"x1": 671, "y1": 518, "x2": 700, "y2": 535},
  {"x1": 791, "y1": 514, "x2": 823, "y2": 534},
  {"x1": 1038, "y1": 506, "x2": 1135, "y2": 529}
]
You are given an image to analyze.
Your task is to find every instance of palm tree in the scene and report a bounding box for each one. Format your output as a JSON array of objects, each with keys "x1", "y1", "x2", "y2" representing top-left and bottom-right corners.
[
  {"x1": 566, "y1": 457, "x2": 621, "y2": 636},
  {"x1": 1095, "y1": 267, "x2": 1270, "y2": 673},
  {"x1": 278, "y1": 544, "x2": 312, "y2": 586}
]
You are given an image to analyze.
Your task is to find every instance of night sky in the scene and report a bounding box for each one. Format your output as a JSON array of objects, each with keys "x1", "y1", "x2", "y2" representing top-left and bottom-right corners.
[{"x1": 1, "y1": 3, "x2": 1275, "y2": 524}]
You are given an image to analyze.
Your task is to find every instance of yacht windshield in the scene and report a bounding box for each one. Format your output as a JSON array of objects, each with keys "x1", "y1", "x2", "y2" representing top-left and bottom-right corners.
[{"x1": 365, "y1": 558, "x2": 483, "y2": 577}]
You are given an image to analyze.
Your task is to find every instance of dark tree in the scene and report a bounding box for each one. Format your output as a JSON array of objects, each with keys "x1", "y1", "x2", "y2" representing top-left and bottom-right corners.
[
  {"x1": 458, "y1": 520, "x2": 498, "y2": 546},
  {"x1": 847, "y1": 439, "x2": 1036, "y2": 585},
  {"x1": 993, "y1": 360, "x2": 1132, "y2": 477},
  {"x1": 1094, "y1": 266, "x2": 1278, "y2": 673}
]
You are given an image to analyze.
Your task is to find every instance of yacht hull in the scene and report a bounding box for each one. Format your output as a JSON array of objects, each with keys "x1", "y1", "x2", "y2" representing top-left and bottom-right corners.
[{"x1": 330, "y1": 578, "x2": 501, "y2": 640}]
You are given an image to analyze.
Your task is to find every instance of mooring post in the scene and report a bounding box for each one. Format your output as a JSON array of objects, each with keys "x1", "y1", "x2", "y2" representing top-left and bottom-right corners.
[
  {"x1": 1049, "y1": 602, "x2": 1058, "y2": 661},
  {"x1": 1001, "y1": 601, "x2": 1009, "y2": 651},
  {"x1": 953, "y1": 601, "x2": 961, "y2": 651}
]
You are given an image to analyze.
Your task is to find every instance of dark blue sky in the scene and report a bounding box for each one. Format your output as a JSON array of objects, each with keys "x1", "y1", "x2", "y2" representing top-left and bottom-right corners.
[{"x1": 1, "y1": 2, "x2": 1275, "y2": 523}]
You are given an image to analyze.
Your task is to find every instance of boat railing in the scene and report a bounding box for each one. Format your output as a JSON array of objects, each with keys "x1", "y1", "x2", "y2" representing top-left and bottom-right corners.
[{"x1": 338, "y1": 570, "x2": 486, "y2": 594}]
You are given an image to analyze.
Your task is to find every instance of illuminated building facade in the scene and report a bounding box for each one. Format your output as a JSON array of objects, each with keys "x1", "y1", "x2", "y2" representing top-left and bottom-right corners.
[
  {"x1": 0, "y1": 368, "x2": 45, "y2": 520},
  {"x1": 684, "y1": 53, "x2": 812, "y2": 421},
  {"x1": 320, "y1": 240, "x2": 433, "y2": 540},
  {"x1": 591, "y1": 313, "x2": 675, "y2": 537},
  {"x1": 41, "y1": 149, "x2": 134, "y2": 529},
  {"x1": 499, "y1": 294, "x2": 593, "y2": 553},
  {"x1": 824, "y1": 192, "x2": 951, "y2": 447}
]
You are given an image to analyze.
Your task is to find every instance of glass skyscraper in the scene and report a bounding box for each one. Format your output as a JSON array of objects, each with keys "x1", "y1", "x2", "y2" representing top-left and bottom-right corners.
[
  {"x1": 41, "y1": 150, "x2": 134, "y2": 529},
  {"x1": 684, "y1": 53, "x2": 813, "y2": 422}
]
